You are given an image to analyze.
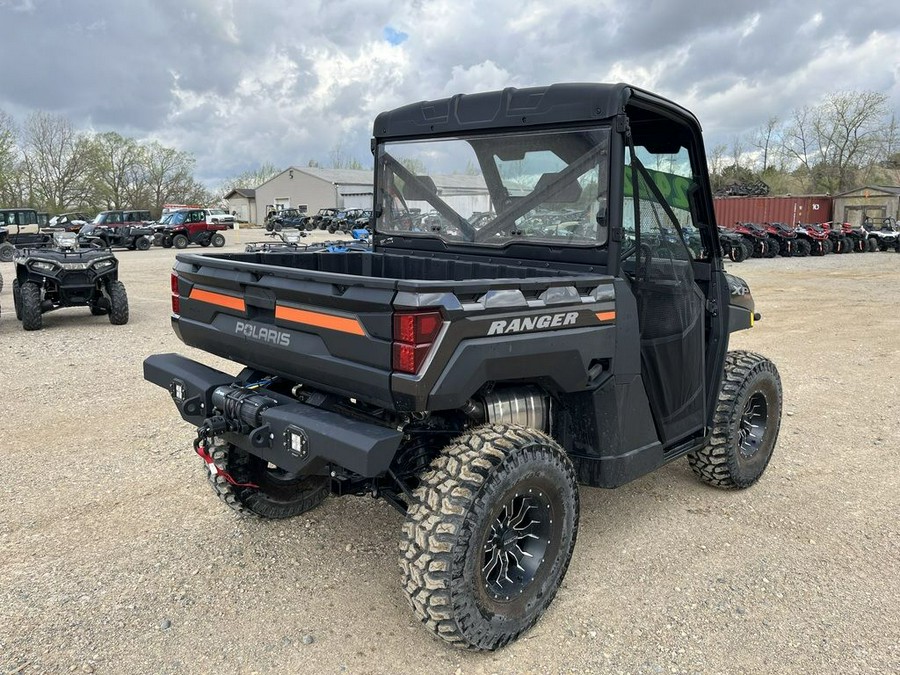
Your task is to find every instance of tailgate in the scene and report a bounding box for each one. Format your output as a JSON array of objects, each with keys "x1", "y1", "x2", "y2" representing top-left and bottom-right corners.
[{"x1": 171, "y1": 253, "x2": 397, "y2": 408}]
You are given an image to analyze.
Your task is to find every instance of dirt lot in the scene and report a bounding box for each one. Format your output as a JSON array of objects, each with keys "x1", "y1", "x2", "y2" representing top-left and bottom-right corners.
[{"x1": 1, "y1": 232, "x2": 898, "y2": 674}]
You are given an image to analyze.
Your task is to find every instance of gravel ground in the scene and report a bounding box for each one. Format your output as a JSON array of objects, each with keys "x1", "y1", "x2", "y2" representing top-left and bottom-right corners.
[{"x1": 1, "y1": 232, "x2": 898, "y2": 674}]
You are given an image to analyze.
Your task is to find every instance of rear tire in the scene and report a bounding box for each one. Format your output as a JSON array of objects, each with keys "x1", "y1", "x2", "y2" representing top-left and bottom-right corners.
[
  {"x1": 136, "y1": 236, "x2": 151, "y2": 251},
  {"x1": 867, "y1": 238, "x2": 879, "y2": 252},
  {"x1": 688, "y1": 351, "x2": 782, "y2": 489},
  {"x1": 400, "y1": 424, "x2": 579, "y2": 650},
  {"x1": 206, "y1": 440, "x2": 329, "y2": 518},
  {"x1": 211, "y1": 233, "x2": 226, "y2": 247},
  {"x1": 20, "y1": 282, "x2": 42, "y2": 330},
  {"x1": 107, "y1": 280, "x2": 129, "y2": 325},
  {"x1": 173, "y1": 234, "x2": 189, "y2": 249},
  {"x1": 0, "y1": 242, "x2": 14, "y2": 263}
]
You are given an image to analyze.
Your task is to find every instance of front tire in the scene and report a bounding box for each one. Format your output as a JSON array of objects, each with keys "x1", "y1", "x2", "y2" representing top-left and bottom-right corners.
[
  {"x1": 728, "y1": 243, "x2": 748, "y2": 263},
  {"x1": 0, "y1": 242, "x2": 14, "y2": 263},
  {"x1": 400, "y1": 424, "x2": 579, "y2": 650},
  {"x1": 688, "y1": 351, "x2": 782, "y2": 489},
  {"x1": 136, "y1": 236, "x2": 151, "y2": 251},
  {"x1": 795, "y1": 239, "x2": 811, "y2": 257},
  {"x1": 107, "y1": 280, "x2": 129, "y2": 325},
  {"x1": 12, "y1": 279, "x2": 22, "y2": 320},
  {"x1": 172, "y1": 234, "x2": 189, "y2": 249},
  {"x1": 205, "y1": 440, "x2": 329, "y2": 518},
  {"x1": 20, "y1": 282, "x2": 42, "y2": 330}
]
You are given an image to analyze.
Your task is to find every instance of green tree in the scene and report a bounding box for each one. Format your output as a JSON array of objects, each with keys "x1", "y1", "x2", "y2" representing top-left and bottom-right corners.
[
  {"x1": 83, "y1": 131, "x2": 142, "y2": 209},
  {"x1": 0, "y1": 109, "x2": 21, "y2": 204}
]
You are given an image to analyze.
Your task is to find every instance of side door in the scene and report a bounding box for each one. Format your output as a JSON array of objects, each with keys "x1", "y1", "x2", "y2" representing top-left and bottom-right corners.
[{"x1": 622, "y1": 143, "x2": 708, "y2": 445}]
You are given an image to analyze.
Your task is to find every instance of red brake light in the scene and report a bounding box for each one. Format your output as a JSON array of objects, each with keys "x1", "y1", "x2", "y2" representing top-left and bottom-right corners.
[
  {"x1": 393, "y1": 311, "x2": 442, "y2": 345},
  {"x1": 171, "y1": 272, "x2": 180, "y2": 314},
  {"x1": 392, "y1": 310, "x2": 443, "y2": 374}
]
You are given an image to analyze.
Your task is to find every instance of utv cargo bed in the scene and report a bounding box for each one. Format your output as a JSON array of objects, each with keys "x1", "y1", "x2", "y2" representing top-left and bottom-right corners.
[{"x1": 170, "y1": 249, "x2": 614, "y2": 410}]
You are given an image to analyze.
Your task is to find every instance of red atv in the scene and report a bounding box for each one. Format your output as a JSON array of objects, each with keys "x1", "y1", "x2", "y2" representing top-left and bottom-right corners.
[
  {"x1": 819, "y1": 222, "x2": 854, "y2": 254},
  {"x1": 794, "y1": 222, "x2": 831, "y2": 255},
  {"x1": 733, "y1": 222, "x2": 777, "y2": 258},
  {"x1": 153, "y1": 208, "x2": 227, "y2": 249},
  {"x1": 765, "y1": 221, "x2": 805, "y2": 257},
  {"x1": 837, "y1": 221, "x2": 871, "y2": 252}
]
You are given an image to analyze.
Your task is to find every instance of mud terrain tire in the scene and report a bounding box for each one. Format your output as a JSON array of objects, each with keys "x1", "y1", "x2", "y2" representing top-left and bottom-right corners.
[
  {"x1": 688, "y1": 351, "x2": 782, "y2": 489},
  {"x1": 400, "y1": 424, "x2": 579, "y2": 650},
  {"x1": 204, "y1": 440, "x2": 329, "y2": 519}
]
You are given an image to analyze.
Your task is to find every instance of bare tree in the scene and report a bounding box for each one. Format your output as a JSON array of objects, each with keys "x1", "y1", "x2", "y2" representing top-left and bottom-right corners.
[
  {"x1": 730, "y1": 135, "x2": 745, "y2": 170},
  {"x1": 783, "y1": 92, "x2": 891, "y2": 192},
  {"x1": 20, "y1": 111, "x2": 93, "y2": 212},
  {"x1": 140, "y1": 141, "x2": 203, "y2": 216},
  {"x1": 752, "y1": 116, "x2": 780, "y2": 172},
  {"x1": 217, "y1": 162, "x2": 282, "y2": 198},
  {"x1": 328, "y1": 141, "x2": 367, "y2": 170}
]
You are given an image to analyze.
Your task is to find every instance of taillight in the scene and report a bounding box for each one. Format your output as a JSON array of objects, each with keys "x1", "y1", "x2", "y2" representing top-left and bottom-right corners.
[
  {"x1": 171, "y1": 272, "x2": 180, "y2": 314},
  {"x1": 392, "y1": 310, "x2": 442, "y2": 374}
]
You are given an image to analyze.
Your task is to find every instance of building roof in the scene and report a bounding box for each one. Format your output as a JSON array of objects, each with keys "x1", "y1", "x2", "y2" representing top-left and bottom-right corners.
[
  {"x1": 224, "y1": 188, "x2": 256, "y2": 199},
  {"x1": 295, "y1": 167, "x2": 373, "y2": 186},
  {"x1": 834, "y1": 185, "x2": 900, "y2": 198}
]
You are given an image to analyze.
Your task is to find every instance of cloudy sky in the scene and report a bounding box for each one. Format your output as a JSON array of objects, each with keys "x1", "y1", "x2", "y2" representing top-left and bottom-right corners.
[{"x1": 1, "y1": 0, "x2": 899, "y2": 187}]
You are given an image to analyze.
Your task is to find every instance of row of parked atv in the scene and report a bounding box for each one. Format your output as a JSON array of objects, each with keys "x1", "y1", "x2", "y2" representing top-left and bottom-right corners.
[
  {"x1": 266, "y1": 207, "x2": 372, "y2": 235},
  {"x1": 718, "y1": 219, "x2": 900, "y2": 262}
]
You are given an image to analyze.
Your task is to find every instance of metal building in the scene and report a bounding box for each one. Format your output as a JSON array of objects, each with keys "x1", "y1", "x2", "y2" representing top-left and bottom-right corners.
[
  {"x1": 832, "y1": 186, "x2": 900, "y2": 226},
  {"x1": 223, "y1": 188, "x2": 257, "y2": 224},
  {"x1": 253, "y1": 167, "x2": 373, "y2": 224}
]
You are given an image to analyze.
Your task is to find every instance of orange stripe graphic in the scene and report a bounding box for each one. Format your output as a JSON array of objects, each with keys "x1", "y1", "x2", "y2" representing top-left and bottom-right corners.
[
  {"x1": 189, "y1": 288, "x2": 246, "y2": 312},
  {"x1": 595, "y1": 310, "x2": 616, "y2": 322},
  {"x1": 275, "y1": 305, "x2": 365, "y2": 336}
]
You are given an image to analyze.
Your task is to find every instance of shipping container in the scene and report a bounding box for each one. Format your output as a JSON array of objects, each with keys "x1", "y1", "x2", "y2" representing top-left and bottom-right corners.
[{"x1": 714, "y1": 196, "x2": 832, "y2": 228}]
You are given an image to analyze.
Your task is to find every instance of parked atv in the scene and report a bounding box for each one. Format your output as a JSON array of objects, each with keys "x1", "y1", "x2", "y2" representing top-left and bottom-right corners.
[
  {"x1": 819, "y1": 222, "x2": 853, "y2": 254},
  {"x1": 11, "y1": 231, "x2": 128, "y2": 330},
  {"x1": 766, "y1": 222, "x2": 807, "y2": 256},
  {"x1": 153, "y1": 208, "x2": 227, "y2": 249},
  {"x1": 794, "y1": 223, "x2": 830, "y2": 256},
  {"x1": 734, "y1": 222, "x2": 777, "y2": 257}
]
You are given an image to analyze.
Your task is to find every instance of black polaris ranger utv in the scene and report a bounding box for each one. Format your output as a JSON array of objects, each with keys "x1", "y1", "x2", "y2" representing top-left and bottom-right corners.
[{"x1": 144, "y1": 83, "x2": 782, "y2": 650}]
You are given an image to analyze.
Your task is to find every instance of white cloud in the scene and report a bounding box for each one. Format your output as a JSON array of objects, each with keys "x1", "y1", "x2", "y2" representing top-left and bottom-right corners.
[{"x1": 0, "y1": 0, "x2": 897, "y2": 186}]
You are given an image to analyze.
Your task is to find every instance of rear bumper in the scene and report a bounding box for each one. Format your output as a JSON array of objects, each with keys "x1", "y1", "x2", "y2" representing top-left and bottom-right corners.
[{"x1": 143, "y1": 353, "x2": 403, "y2": 477}]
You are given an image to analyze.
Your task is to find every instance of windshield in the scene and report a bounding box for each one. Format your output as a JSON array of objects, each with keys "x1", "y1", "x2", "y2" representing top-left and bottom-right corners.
[
  {"x1": 377, "y1": 127, "x2": 610, "y2": 246},
  {"x1": 169, "y1": 212, "x2": 187, "y2": 225}
]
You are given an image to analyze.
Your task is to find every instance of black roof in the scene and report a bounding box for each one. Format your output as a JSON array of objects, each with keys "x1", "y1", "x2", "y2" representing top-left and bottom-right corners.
[
  {"x1": 373, "y1": 83, "x2": 701, "y2": 139},
  {"x1": 225, "y1": 188, "x2": 256, "y2": 199}
]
